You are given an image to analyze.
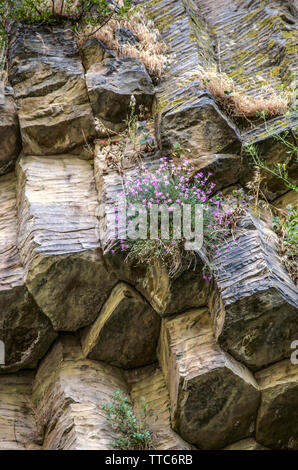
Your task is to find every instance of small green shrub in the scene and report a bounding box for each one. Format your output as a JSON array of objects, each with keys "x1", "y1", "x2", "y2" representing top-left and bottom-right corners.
[
  {"x1": 272, "y1": 204, "x2": 297, "y2": 283},
  {"x1": 103, "y1": 388, "x2": 151, "y2": 450},
  {"x1": 243, "y1": 112, "x2": 298, "y2": 193}
]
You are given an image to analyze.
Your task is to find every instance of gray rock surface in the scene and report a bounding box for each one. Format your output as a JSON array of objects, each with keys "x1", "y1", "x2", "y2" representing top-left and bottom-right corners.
[
  {"x1": 209, "y1": 214, "x2": 298, "y2": 371},
  {"x1": 256, "y1": 359, "x2": 298, "y2": 450},
  {"x1": 8, "y1": 24, "x2": 96, "y2": 155},
  {"x1": 86, "y1": 57, "x2": 155, "y2": 133},
  {"x1": 81, "y1": 282, "x2": 161, "y2": 369},
  {"x1": 16, "y1": 155, "x2": 117, "y2": 331},
  {"x1": 0, "y1": 172, "x2": 56, "y2": 373},
  {"x1": 0, "y1": 372, "x2": 42, "y2": 449},
  {"x1": 0, "y1": 86, "x2": 21, "y2": 175},
  {"x1": 158, "y1": 308, "x2": 260, "y2": 449}
]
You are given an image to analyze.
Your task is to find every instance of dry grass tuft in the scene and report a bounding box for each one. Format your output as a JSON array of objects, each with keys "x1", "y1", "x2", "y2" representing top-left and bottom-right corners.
[
  {"x1": 193, "y1": 66, "x2": 290, "y2": 119},
  {"x1": 77, "y1": 9, "x2": 167, "y2": 78}
]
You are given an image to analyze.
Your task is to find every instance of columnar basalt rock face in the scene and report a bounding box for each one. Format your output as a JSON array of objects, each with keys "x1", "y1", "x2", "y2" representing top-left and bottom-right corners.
[
  {"x1": 0, "y1": 372, "x2": 41, "y2": 450},
  {"x1": 0, "y1": 172, "x2": 57, "y2": 373},
  {"x1": 0, "y1": 86, "x2": 21, "y2": 175},
  {"x1": 256, "y1": 360, "x2": 298, "y2": 450},
  {"x1": 186, "y1": 0, "x2": 297, "y2": 94},
  {"x1": 8, "y1": 25, "x2": 96, "y2": 156},
  {"x1": 209, "y1": 215, "x2": 298, "y2": 371},
  {"x1": 146, "y1": 0, "x2": 297, "y2": 198},
  {"x1": 86, "y1": 57, "x2": 155, "y2": 133},
  {"x1": 16, "y1": 155, "x2": 117, "y2": 331},
  {"x1": 107, "y1": 250, "x2": 209, "y2": 317},
  {"x1": 125, "y1": 365, "x2": 194, "y2": 450},
  {"x1": 32, "y1": 336, "x2": 128, "y2": 450},
  {"x1": 0, "y1": 0, "x2": 297, "y2": 451},
  {"x1": 144, "y1": 0, "x2": 240, "y2": 158},
  {"x1": 184, "y1": 0, "x2": 298, "y2": 199},
  {"x1": 81, "y1": 282, "x2": 161, "y2": 369},
  {"x1": 158, "y1": 308, "x2": 260, "y2": 449}
]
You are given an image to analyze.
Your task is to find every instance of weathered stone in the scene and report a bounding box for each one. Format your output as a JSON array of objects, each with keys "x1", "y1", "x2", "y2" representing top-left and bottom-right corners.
[
  {"x1": 0, "y1": 172, "x2": 57, "y2": 373},
  {"x1": 16, "y1": 155, "x2": 117, "y2": 331},
  {"x1": 189, "y1": 154, "x2": 241, "y2": 191},
  {"x1": 158, "y1": 308, "x2": 260, "y2": 450},
  {"x1": 80, "y1": 37, "x2": 114, "y2": 72},
  {"x1": 184, "y1": 0, "x2": 298, "y2": 171},
  {"x1": 209, "y1": 214, "x2": 298, "y2": 371},
  {"x1": 32, "y1": 335, "x2": 128, "y2": 450},
  {"x1": 0, "y1": 372, "x2": 42, "y2": 449},
  {"x1": 147, "y1": 0, "x2": 297, "y2": 197},
  {"x1": 184, "y1": 0, "x2": 297, "y2": 97},
  {"x1": 115, "y1": 27, "x2": 139, "y2": 45},
  {"x1": 125, "y1": 365, "x2": 194, "y2": 450},
  {"x1": 155, "y1": 92, "x2": 240, "y2": 158},
  {"x1": 8, "y1": 24, "x2": 96, "y2": 155},
  {"x1": 0, "y1": 85, "x2": 21, "y2": 175},
  {"x1": 224, "y1": 438, "x2": 268, "y2": 450},
  {"x1": 107, "y1": 250, "x2": 208, "y2": 317},
  {"x1": 81, "y1": 282, "x2": 161, "y2": 369},
  {"x1": 86, "y1": 57, "x2": 154, "y2": 133},
  {"x1": 143, "y1": 0, "x2": 239, "y2": 158},
  {"x1": 273, "y1": 190, "x2": 297, "y2": 210},
  {"x1": 256, "y1": 360, "x2": 298, "y2": 450}
]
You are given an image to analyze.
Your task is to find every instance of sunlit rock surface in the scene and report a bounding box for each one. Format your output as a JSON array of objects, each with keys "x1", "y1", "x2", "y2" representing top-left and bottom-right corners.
[
  {"x1": 0, "y1": 86, "x2": 21, "y2": 175},
  {"x1": 0, "y1": 372, "x2": 42, "y2": 450},
  {"x1": 0, "y1": 0, "x2": 296, "y2": 451},
  {"x1": 158, "y1": 308, "x2": 260, "y2": 449},
  {"x1": 125, "y1": 365, "x2": 194, "y2": 450},
  {"x1": 143, "y1": 0, "x2": 240, "y2": 158},
  {"x1": 16, "y1": 155, "x2": 117, "y2": 331},
  {"x1": 273, "y1": 190, "x2": 297, "y2": 209},
  {"x1": 32, "y1": 336, "x2": 128, "y2": 450},
  {"x1": 86, "y1": 57, "x2": 154, "y2": 133},
  {"x1": 0, "y1": 172, "x2": 56, "y2": 373},
  {"x1": 80, "y1": 37, "x2": 113, "y2": 72},
  {"x1": 81, "y1": 282, "x2": 161, "y2": 369},
  {"x1": 8, "y1": 24, "x2": 96, "y2": 155},
  {"x1": 256, "y1": 360, "x2": 298, "y2": 450},
  {"x1": 224, "y1": 438, "x2": 268, "y2": 450}
]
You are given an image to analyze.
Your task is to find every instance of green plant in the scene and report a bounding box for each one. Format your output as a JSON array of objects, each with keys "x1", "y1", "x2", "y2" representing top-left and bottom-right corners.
[
  {"x1": 103, "y1": 389, "x2": 151, "y2": 450},
  {"x1": 110, "y1": 158, "x2": 249, "y2": 278},
  {"x1": 273, "y1": 204, "x2": 297, "y2": 256},
  {"x1": 272, "y1": 204, "x2": 297, "y2": 283},
  {"x1": 125, "y1": 95, "x2": 155, "y2": 154},
  {"x1": 172, "y1": 141, "x2": 182, "y2": 158},
  {"x1": 243, "y1": 124, "x2": 298, "y2": 192},
  {"x1": 135, "y1": 120, "x2": 154, "y2": 150}
]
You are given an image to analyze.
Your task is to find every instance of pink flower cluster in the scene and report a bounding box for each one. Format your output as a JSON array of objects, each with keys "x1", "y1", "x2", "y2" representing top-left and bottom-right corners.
[{"x1": 109, "y1": 157, "x2": 237, "y2": 278}]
